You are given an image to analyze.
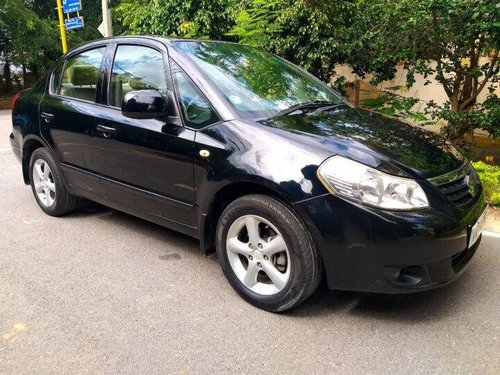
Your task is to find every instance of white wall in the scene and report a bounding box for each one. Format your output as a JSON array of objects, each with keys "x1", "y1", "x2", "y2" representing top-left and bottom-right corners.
[{"x1": 335, "y1": 57, "x2": 499, "y2": 107}]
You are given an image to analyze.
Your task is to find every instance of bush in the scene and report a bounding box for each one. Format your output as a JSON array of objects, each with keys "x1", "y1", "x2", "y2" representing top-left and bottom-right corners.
[
  {"x1": 428, "y1": 95, "x2": 500, "y2": 145},
  {"x1": 472, "y1": 161, "x2": 500, "y2": 206}
]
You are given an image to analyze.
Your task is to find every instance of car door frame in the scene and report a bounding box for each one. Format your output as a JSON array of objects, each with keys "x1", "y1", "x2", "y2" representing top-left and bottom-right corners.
[
  {"x1": 39, "y1": 41, "x2": 109, "y2": 198},
  {"x1": 91, "y1": 37, "x2": 201, "y2": 237}
]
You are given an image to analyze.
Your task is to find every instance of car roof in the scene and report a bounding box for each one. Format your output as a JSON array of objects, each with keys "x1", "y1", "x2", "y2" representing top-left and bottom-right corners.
[{"x1": 65, "y1": 36, "x2": 239, "y2": 56}]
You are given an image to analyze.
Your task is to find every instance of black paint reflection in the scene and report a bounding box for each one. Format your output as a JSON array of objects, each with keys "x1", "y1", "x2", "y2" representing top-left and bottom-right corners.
[{"x1": 261, "y1": 106, "x2": 464, "y2": 178}]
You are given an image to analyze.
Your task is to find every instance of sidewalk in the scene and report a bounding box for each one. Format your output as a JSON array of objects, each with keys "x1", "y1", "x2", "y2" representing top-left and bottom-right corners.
[{"x1": 485, "y1": 206, "x2": 500, "y2": 233}]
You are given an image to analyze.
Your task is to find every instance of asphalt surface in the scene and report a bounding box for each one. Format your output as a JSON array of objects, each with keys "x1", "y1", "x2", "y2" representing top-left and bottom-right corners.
[{"x1": 0, "y1": 110, "x2": 499, "y2": 374}]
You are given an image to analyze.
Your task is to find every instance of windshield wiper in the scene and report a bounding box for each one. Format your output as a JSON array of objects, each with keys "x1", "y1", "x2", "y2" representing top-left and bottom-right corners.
[{"x1": 271, "y1": 100, "x2": 341, "y2": 118}]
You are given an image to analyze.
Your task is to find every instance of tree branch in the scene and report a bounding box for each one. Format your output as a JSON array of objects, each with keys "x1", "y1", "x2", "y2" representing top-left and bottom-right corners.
[
  {"x1": 437, "y1": 59, "x2": 453, "y2": 98},
  {"x1": 459, "y1": 51, "x2": 499, "y2": 110},
  {"x1": 432, "y1": 12, "x2": 455, "y2": 100},
  {"x1": 475, "y1": 35, "x2": 485, "y2": 63},
  {"x1": 438, "y1": 43, "x2": 455, "y2": 57}
]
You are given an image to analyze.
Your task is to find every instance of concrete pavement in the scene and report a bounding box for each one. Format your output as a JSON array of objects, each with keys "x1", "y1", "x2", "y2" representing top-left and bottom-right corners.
[{"x1": 0, "y1": 110, "x2": 499, "y2": 374}]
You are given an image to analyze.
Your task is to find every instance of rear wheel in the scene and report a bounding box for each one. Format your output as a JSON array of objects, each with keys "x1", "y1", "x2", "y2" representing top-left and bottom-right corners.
[
  {"x1": 29, "y1": 148, "x2": 77, "y2": 216},
  {"x1": 216, "y1": 194, "x2": 323, "y2": 312}
]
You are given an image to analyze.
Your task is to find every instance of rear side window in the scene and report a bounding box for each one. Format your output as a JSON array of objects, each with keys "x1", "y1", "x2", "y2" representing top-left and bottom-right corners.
[
  {"x1": 60, "y1": 47, "x2": 105, "y2": 102},
  {"x1": 109, "y1": 45, "x2": 167, "y2": 108},
  {"x1": 50, "y1": 63, "x2": 64, "y2": 94}
]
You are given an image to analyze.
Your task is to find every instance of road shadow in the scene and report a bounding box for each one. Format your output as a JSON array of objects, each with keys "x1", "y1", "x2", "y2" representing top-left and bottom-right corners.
[
  {"x1": 64, "y1": 201, "x2": 204, "y2": 258},
  {"x1": 289, "y1": 265, "x2": 481, "y2": 322},
  {"x1": 62, "y1": 201, "x2": 489, "y2": 322}
]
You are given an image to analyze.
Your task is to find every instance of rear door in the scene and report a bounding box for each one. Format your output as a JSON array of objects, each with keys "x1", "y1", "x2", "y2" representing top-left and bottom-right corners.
[
  {"x1": 92, "y1": 42, "x2": 198, "y2": 228},
  {"x1": 39, "y1": 45, "x2": 107, "y2": 193}
]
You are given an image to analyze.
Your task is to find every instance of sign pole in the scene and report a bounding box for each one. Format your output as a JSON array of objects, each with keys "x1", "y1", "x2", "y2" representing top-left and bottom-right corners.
[
  {"x1": 101, "y1": 0, "x2": 113, "y2": 37},
  {"x1": 56, "y1": 0, "x2": 68, "y2": 53}
]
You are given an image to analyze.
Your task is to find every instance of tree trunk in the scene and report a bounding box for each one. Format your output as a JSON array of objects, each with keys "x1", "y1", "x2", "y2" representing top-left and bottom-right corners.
[
  {"x1": 450, "y1": 90, "x2": 459, "y2": 113},
  {"x1": 354, "y1": 80, "x2": 360, "y2": 107},
  {"x1": 446, "y1": 89, "x2": 468, "y2": 145},
  {"x1": 22, "y1": 63, "x2": 27, "y2": 89},
  {"x1": 447, "y1": 127, "x2": 468, "y2": 147},
  {"x1": 3, "y1": 58, "x2": 12, "y2": 93}
]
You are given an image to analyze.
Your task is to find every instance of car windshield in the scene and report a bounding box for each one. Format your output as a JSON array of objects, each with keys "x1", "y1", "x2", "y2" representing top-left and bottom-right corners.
[{"x1": 172, "y1": 41, "x2": 343, "y2": 119}]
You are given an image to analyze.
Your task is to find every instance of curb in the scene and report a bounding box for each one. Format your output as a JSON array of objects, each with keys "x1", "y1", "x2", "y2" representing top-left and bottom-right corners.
[{"x1": 483, "y1": 231, "x2": 500, "y2": 239}]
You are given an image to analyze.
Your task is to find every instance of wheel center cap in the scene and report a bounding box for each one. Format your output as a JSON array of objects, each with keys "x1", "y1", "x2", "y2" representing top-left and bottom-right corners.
[{"x1": 253, "y1": 250, "x2": 263, "y2": 260}]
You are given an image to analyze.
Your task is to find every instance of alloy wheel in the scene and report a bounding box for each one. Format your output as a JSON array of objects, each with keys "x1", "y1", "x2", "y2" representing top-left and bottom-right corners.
[
  {"x1": 226, "y1": 214, "x2": 291, "y2": 296},
  {"x1": 32, "y1": 159, "x2": 56, "y2": 207}
]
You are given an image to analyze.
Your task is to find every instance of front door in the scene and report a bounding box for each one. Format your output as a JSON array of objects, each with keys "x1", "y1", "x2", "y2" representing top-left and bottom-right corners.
[{"x1": 92, "y1": 43, "x2": 197, "y2": 228}]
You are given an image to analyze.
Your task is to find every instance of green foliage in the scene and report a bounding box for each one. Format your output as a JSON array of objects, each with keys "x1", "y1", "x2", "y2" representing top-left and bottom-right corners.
[
  {"x1": 428, "y1": 94, "x2": 500, "y2": 142},
  {"x1": 361, "y1": 92, "x2": 429, "y2": 122},
  {"x1": 227, "y1": 0, "x2": 283, "y2": 46},
  {"x1": 472, "y1": 161, "x2": 500, "y2": 206},
  {"x1": 114, "y1": 0, "x2": 235, "y2": 39},
  {"x1": 0, "y1": 0, "x2": 60, "y2": 78},
  {"x1": 0, "y1": 0, "x2": 108, "y2": 83},
  {"x1": 350, "y1": 0, "x2": 500, "y2": 86},
  {"x1": 331, "y1": 76, "x2": 351, "y2": 97},
  {"x1": 228, "y1": 0, "x2": 355, "y2": 81},
  {"x1": 1, "y1": 0, "x2": 498, "y2": 144},
  {"x1": 228, "y1": 0, "x2": 499, "y2": 142},
  {"x1": 347, "y1": 0, "x2": 499, "y2": 142}
]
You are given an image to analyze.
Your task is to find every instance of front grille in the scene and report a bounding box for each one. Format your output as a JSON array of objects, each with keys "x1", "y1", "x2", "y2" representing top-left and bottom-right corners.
[
  {"x1": 429, "y1": 163, "x2": 477, "y2": 207},
  {"x1": 436, "y1": 175, "x2": 473, "y2": 205}
]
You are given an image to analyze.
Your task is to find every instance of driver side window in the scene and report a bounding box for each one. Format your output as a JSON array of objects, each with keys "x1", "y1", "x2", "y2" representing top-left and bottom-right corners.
[
  {"x1": 109, "y1": 45, "x2": 167, "y2": 108},
  {"x1": 172, "y1": 68, "x2": 218, "y2": 129}
]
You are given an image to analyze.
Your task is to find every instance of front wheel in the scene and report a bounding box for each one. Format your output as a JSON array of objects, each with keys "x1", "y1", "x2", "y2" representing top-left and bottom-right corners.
[{"x1": 216, "y1": 194, "x2": 323, "y2": 312}]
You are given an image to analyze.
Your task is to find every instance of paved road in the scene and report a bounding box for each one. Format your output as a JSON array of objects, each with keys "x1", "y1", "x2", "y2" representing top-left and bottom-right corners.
[{"x1": 0, "y1": 110, "x2": 499, "y2": 375}]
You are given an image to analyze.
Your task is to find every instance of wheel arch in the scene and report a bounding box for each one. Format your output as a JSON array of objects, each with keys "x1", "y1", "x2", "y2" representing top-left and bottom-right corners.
[
  {"x1": 199, "y1": 180, "x2": 295, "y2": 254},
  {"x1": 21, "y1": 135, "x2": 50, "y2": 184}
]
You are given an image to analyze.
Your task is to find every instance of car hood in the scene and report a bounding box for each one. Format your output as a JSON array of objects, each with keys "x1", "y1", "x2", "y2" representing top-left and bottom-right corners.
[{"x1": 259, "y1": 105, "x2": 464, "y2": 179}]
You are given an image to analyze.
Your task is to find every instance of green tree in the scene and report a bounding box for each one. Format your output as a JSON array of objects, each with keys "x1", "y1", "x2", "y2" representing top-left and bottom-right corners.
[
  {"x1": 0, "y1": 0, "x2": 60, "y2": 88},
  {"x1": 346, "y1": 0, "x2": 499, "y2": 142},
  {"x1": 29, "y1": 0, "x2": 108, "y2": 43},
  {"x1": 231, "y1": 0, "x2": 499, "y2": 142},
  {"x1": 229, "y1": 0, "x2": 356, "y2": 81},
  {"x1": 0, "y1": 0, "x2": 127, "y2": 91},
  {"x1": 115, "y1": 0, "x2": 235, "y2": 39}
]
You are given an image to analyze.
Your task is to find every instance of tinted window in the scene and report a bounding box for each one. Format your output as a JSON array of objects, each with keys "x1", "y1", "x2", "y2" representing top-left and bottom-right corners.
[
  {"x1": 173, "y1": 69, "x2": 218, "y2": 128},
  {"x1": 173, "y1": 41, "x2": 342, "y2": 119},
  {"x1": 60, "y1": 48, "x2": 105, "y2": 102},
  {"x1": 50, "y1": 63, "x2": 64, "y2": 94},
  {"x1": 110, "y1": 45, "x2": 167, "y2": 108}
]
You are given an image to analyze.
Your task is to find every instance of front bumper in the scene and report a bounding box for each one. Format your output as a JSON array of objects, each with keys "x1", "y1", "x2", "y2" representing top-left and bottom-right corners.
[{"x1": 293, "y1": 192, "x2": 487, "y2": 293}]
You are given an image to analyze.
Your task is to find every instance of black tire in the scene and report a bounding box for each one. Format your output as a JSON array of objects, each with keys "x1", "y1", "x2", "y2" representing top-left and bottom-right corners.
[
  {"x1": 216, "y1": 194, "x2": 323, "y2": 312},
  {"x1": 29, "y1": 148, "x2": 78, "y2": 216}
]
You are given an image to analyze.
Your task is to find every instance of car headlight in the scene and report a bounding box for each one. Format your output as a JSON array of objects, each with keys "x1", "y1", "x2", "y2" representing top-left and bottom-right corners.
[{"x1": 317, "y1": 156, "x2": 429, "y2": 210}]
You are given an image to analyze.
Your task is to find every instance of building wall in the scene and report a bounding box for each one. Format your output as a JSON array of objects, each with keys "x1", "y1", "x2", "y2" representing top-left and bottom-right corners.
[
  {"x1": 335, "y1": 57, "x2": 500, "y2": 108},
  {"x1": 335, "y1": 58, "x2": 500, "y2": 162}
]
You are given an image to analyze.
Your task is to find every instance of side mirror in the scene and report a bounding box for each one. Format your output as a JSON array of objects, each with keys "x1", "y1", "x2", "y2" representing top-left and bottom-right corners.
[{"x1": 121, "y1": 90, "x2": 168, "y2": 119}]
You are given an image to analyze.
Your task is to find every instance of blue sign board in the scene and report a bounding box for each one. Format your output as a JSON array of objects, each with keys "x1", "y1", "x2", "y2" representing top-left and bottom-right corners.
[
  {"x1": 63, "y1": 0, "x2": 82, "y2": 14},
  {"x1": 65, "y1": 16, "x2": 84, "y2": 30}
]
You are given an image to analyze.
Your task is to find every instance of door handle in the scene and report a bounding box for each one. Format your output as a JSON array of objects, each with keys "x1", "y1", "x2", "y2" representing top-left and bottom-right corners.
[
  {"x1": 96, "y1": 124, "x2": 116, "y2": 138},
  {"x1": 40, "y1": 112, "x2": 54, "y2": 123}
]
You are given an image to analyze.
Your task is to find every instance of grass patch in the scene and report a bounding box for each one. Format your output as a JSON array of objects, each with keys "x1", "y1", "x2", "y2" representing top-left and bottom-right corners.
[{"x1": 472, "y1": 161, "x2": 500, "y2": 206}]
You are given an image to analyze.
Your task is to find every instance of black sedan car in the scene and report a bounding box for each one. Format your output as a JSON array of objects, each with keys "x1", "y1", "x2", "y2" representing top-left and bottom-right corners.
[{"x1": 10, "y1": 37, "x2": 487, "y2": 312}]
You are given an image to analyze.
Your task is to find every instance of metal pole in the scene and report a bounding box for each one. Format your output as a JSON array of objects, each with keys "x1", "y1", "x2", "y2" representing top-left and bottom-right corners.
[
  {"x1": 56, "y1": 0, "x2": 68, "y2": 53},
  {"x1": 102, "y1": 0, "x2": 113, "y2": 37}
]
